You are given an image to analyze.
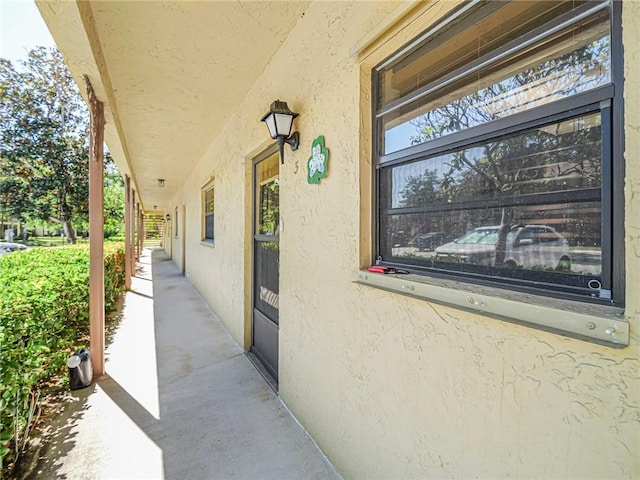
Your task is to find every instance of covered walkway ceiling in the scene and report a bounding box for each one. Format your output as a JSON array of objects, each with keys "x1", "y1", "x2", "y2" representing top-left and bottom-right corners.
[{"x1": 37, "y1": 0, "x2": 310, "y2": 212}]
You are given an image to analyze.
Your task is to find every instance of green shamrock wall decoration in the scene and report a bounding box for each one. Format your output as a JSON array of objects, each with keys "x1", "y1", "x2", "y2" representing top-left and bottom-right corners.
[{"x1": 307, "y1": 135, "x2": 329, "y2": 184}]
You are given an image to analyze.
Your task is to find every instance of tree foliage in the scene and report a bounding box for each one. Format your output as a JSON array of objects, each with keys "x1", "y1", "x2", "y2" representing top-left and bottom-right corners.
[
  {"x1": 395, "y1": 34, "x2": 607, "y2": 265},
  {"x1": 104, "y1": 166, "x2": 125, "y2": 237},
  {"x1": 1, "y1": 48, "x2": 90, "y2": 243},
  {"x1": 0, "y1": 243, "x2": 125, "y2": 474}
]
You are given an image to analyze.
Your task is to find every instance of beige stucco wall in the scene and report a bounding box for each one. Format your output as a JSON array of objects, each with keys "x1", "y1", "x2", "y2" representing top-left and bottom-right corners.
[{"x1": 173, "y1": 1, "x2": 639, "y2": 478}]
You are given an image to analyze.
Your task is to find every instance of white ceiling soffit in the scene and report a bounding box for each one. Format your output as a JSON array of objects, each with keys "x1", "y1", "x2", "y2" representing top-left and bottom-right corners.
[{"x1": 37, "y1": 0, "x2": 309, "y2": 212}]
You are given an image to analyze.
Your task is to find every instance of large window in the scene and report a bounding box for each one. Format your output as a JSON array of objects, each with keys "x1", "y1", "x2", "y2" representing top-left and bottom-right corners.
[{"x1": 374, "y1": 1, "x2": 623, "y2": 305}]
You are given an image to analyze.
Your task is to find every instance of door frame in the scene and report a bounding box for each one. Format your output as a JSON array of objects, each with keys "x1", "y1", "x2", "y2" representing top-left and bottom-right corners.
[{"x1": 249, "y1": 143, "x2": 280, "y2": 382}]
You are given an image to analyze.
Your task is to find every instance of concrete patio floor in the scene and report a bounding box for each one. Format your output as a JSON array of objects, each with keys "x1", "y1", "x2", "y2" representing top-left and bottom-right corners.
[{"x1": 24, "y1": 248, "x2": 339, "y2": 480}]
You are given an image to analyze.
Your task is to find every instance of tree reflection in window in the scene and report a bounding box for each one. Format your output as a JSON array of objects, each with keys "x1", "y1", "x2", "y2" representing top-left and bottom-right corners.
[
  {"x1": 383, "y1": 10, "x2": 610, "y2": 154},
  {"x1": 387, "y1": 112, "x2": 602, "y2": 270},
  {"x1": 259, "y1": 179, "x2": 279, "y2": 236}
]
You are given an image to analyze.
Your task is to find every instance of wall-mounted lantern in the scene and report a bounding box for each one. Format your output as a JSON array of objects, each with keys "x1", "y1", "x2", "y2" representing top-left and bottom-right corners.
[
  {"x1": 261, "y1": 100, "x2": 299, "y2": 164},
  {"x1": 158, "y1": 179, "x2": 165, "y2": 187},
  {"x1": 165, "y1": 214, "x2": 170, "y2": 222}
]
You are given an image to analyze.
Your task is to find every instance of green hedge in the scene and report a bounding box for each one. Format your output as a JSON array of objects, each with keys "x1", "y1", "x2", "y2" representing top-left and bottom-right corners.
[{"x1": 0, "y1": 243, "x2": 125, "y2": 471}]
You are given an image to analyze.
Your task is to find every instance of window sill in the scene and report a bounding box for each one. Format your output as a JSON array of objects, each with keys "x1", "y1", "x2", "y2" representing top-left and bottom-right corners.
[
  {"x1": 355, "y1": 270, "x2": 628, "y2": 347},
  {"x1": 200, "y1": 240, "x2": 215, "y2": 248}
]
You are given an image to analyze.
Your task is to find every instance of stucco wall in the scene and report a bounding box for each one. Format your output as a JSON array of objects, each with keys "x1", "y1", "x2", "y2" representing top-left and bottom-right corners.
[{"x1": 174, "y1": 1, "x2": 640, "y2": 478}]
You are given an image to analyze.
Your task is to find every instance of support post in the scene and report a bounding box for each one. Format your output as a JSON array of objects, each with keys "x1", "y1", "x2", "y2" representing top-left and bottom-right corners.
[
  {"x1": 124, "y1": 176, "x2": 132, "y2": 289},
  {"x1": 138, "y1": 209, "x2": 144, "y2": 256},
  {"x1": 85, "y1": 76, "x2": 105, "y2": 379},
  {"x1": 136, "y1": 202, "x2": 142, "y2": 262},
  {"x1": 130, "y1": 190, "x2": 136, "y2": 275}
]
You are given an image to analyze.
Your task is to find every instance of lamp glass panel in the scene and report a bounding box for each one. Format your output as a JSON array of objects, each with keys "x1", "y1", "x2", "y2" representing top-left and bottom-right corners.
[
  {"x1": 274, "y1": 113, "x2": 294, "y2": 137},
  {"x1": 264, "y1": 114, "x2": 278, "y2": 139}
]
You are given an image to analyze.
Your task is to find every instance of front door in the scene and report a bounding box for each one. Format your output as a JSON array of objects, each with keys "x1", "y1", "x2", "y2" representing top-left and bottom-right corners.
[{"x1": 252, "y1": 149, "x2": 280, "y2": 380}]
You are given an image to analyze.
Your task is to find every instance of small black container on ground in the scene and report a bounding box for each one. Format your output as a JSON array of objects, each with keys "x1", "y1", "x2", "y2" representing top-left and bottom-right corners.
[{"x1": 67, "y1": 348, "x2": 93, "y2": 390}]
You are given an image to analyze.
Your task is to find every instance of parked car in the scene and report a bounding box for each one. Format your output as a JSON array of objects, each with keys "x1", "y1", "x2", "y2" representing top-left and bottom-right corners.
[
  {"x1": 434, "y1": 225, "x2": 571, "y2": 270},
  {"x1": 412, "y1": 232, "x2": 445, "y2": 251},
  {"x1": 0, "y1": 242, "x2": 28, "y2": 254}
]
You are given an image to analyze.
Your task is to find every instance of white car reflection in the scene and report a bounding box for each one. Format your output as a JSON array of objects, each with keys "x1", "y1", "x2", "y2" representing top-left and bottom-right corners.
[{"x1": 434, "y1": 225, "x2": 571, "y2": 271}]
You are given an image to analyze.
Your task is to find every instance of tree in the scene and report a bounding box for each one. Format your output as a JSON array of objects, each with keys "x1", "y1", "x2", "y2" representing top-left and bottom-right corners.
[
  {"x1": 103, "y1": 162, "x2": 125, "y2": 238},
  {"x1": 400, "y1": 169, "x2": 439, "y2": 208},
  {"x1": 399, "y1": 36, "x2": 607, "y2": 266},
  {"x1": 0, "y1": 47, "x2": 89, "y2": 243}
]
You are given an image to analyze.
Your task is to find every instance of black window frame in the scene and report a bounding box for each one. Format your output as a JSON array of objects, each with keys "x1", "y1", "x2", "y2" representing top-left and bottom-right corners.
[
  {"x1": 372, "y1": 0, "x2": 624, "y2": 307},
  {"x1": 203, "y1": 185, "x2": 215, "y2": 242}
]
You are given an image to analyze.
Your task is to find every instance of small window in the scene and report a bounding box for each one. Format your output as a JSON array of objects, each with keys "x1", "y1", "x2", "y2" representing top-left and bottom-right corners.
[
  {"x1": 203, "y1": 185, "x2": 215, "y2": 241},
  {"x1": 373, "y1": 1, "x2": 623, "y2": 306}
]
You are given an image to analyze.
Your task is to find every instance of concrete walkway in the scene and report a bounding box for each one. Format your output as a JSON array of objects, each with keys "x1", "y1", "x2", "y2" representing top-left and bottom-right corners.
[{"x1": 25, "y1": 248, "x2": 338, "y2": 480}]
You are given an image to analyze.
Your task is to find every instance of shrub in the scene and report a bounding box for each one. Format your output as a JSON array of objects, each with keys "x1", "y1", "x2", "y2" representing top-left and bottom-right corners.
[{"x1": 0, "y1": 242, "x2": 125, "y2": 471}]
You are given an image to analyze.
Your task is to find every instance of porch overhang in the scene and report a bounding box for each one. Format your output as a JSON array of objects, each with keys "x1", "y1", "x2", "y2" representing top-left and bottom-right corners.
[{"x1": 36, "y1": 0, "x2": 310, "y2": 213}]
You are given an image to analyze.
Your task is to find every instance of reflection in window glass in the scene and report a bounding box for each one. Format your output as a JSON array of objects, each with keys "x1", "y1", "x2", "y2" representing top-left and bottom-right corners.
[
  {"x1": 254, "y1": 152, "x2": 280, "y2": 321},
  {"x1": 380, "y1": 113, "x2": 603, "y2": 281},
  {"x1": 381, "y1": 203, "x2": 602, "y2": 278},
  {"x1": 204, "y1": 186, "x2": 214, "y2": 240},
  {"x1": 384, "y1": 112, "x2": 602, "y2": 209},
  {"x1": 258, "y1": 180, "x2": 279, "y2": 235},
  {"x1": 254, "y1": 241, "x2": 279, "y2": 323},
  {"x1": 374, "y1": 0, "x2": 618, "y2": 302},
  {"x1": 256, "y1": 152, "x2": 280, "y2": 236},
  {"x1": 378, "y1": 1, "x2": 585, "y2": 108},
  {"x1": 382, "y1": 10, "x2": 610, "y2": 154}
]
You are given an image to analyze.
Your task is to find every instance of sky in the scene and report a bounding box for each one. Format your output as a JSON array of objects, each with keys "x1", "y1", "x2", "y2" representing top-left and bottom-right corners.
[{"x1": 0, "y1": 0, "x2": 56, "y2": 64}]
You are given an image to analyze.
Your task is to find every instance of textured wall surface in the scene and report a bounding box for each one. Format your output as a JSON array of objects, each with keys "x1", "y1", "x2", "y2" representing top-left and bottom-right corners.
[
  {"x1": 173, "y1": 1, "x2": 640, "y2": 478},
  {"x1": 624, "y1": 2, "x2": 640, "y2": 320}
]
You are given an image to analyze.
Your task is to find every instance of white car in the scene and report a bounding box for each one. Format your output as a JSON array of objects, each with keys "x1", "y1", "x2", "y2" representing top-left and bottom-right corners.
[
  {"x1": 434, "y1": 225, "x2": 571, "y2": 271},
  {"x1": 0, "y1": 242, "x2": 28, "y2": 254}
]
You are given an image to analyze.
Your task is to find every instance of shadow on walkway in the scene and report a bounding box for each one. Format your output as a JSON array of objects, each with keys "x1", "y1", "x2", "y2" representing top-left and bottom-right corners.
[{"x1": 23, "y1": 248, "x2": 338, "y2": 480}]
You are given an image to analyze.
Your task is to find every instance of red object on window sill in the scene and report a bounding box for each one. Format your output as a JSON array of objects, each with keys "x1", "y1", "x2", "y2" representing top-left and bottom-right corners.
[{"x1": 366, "y1": 266, "x2": 409, "y2": 274}]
